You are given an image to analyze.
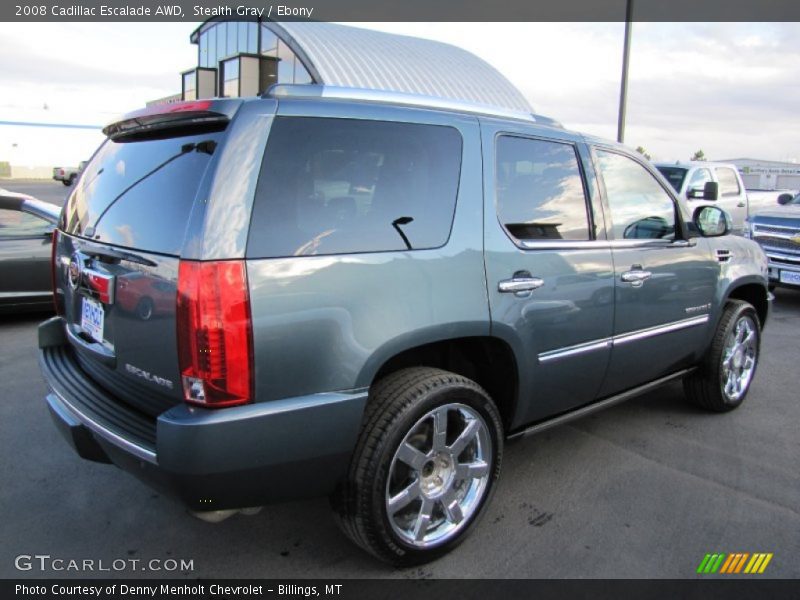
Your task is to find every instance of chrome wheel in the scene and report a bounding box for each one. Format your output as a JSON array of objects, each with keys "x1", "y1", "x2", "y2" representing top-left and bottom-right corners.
[
  {"x1": 385, "y1": 403, "x2": 492, "y2": 548},
  {"x1": 721, "y1": 315, "x2": 758, "y2": 401}
]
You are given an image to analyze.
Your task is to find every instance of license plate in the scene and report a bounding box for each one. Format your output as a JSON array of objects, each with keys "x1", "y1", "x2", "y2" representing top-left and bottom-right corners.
[
  {"x1": 779, "y1": 270, "x2": 800, "y2": 286},
  {"x1": 81, "y1": 296, "x2": 105, "y2": 343}
]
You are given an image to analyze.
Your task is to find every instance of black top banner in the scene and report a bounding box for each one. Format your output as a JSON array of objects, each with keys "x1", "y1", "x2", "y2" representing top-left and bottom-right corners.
[{"x1": 3, "y1": 0, "x2": 800, "y2": 22}]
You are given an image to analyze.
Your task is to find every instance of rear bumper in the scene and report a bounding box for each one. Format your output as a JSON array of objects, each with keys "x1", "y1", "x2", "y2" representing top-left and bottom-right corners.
[{"x1": 39, "y1": 317, "x2": 368, "y2": 510}]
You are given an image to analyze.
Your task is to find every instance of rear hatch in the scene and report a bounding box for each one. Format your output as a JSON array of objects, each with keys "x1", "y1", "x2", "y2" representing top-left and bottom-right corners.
[{"x1": 55, "y1": 100, "x2": 239, "y2": 417}]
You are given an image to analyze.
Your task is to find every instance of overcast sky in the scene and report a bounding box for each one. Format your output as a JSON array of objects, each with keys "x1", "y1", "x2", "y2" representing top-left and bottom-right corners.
[{"x1": 1, "y1": 21, "x2": 798, "y2": 165}]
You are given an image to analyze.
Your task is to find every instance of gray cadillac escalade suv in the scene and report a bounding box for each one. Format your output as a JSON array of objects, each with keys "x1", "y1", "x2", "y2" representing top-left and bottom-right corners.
[{"x1": 39, "y1": 85, "x2": 770, "y2": 565}]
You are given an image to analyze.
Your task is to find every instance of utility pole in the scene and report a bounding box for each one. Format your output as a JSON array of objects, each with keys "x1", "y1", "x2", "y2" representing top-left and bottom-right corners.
[{"x1": 617, "y1": 0, "x2": 633, "y2": 143}]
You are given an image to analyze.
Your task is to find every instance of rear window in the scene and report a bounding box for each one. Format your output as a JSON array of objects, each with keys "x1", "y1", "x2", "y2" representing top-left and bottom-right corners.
[
  {"x1": 246, "y1": 117, "x2": 462, "y2": 258},
  {"x1": 61, "y1": 131, "x2": 223, "y2": 255}
]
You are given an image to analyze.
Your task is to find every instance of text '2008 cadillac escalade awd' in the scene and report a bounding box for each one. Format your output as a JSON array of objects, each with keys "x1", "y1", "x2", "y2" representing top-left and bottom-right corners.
[{"x1": 39, "y1": 85, "x2": 771, "y2": 565}]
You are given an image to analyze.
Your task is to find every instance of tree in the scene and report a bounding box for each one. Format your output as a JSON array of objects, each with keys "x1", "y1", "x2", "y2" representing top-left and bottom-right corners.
[
  {"x1": 691, "y1": 149, "x2": 706, "y2": 161},
  {"x1": 635, "y1": 146, "x2": 651, "y2": 161}
]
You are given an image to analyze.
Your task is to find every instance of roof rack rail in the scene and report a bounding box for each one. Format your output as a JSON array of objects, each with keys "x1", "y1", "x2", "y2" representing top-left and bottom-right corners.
[{"x1": 264, "y1": 84, "x2": 537, "y2": 123}]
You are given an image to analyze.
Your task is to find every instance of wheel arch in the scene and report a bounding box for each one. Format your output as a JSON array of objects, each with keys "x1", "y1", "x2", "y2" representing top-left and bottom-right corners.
[
  {"x1": 358, "y1": 331, "x2": 520, "y2": 432},
  {"x1": 723, "y1": 279, "x2": 769, "y2": 328}
]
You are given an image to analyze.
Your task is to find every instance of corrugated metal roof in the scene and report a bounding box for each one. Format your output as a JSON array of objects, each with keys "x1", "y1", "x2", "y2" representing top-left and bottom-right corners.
[{"x1": 269, "y1": 22, "x2": 533, "y2": 114}]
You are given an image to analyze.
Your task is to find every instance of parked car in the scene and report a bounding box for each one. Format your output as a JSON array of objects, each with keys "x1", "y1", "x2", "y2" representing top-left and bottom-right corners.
[
  {"x1": 52, "y1": 160, "x2": 87, "y2": 186},
  {"x1": 654, "y1": 161, "x2": 749, "y2": 235},
  {"x1": 38, "y1": 86, "x2": 770, "y2": 566},
  {"x1": 745, "y1": 191, "x2": 800, "y2": 290},
  {"x1": 0, "y1": 190, "x2": 60, "y2": 313}
]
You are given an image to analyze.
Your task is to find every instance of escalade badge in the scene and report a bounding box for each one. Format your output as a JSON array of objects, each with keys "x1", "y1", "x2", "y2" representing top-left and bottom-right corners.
[{"x1": 68, "y1": 253, "x2": 82, "y2": 289}]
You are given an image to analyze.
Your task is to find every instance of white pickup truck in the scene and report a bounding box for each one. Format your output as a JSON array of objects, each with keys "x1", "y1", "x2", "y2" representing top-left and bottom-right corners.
[
  {"x1": 654, "y1": 161, "x2": 749, "y2": 235},
  {"x1": 52, "y1": 160, "x2": 87, "y2": 186}
]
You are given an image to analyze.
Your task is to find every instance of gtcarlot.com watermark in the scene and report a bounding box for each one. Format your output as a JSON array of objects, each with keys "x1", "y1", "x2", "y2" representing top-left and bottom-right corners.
[{"x1": 14, "y1": 554, "x2": 194, "y2": 573}]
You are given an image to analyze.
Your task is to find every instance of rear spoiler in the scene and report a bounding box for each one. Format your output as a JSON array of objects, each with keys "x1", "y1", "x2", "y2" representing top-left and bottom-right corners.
[{"x1": 102, "y1": 99, "x2": 243, "y2": 141}]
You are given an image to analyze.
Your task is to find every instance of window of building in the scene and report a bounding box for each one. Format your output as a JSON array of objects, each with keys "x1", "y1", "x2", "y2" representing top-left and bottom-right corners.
[
  {"x1": 182, "y1": 71, "x2": 196, "y2": 101},
  {"x1": 206, "y1": 27, "x2": 216, "y2": 69},
  {"x1": 260, "y1": 26, "x2": 277, "y2": 56},
  {"x1": 226, "y1": 21, "x2": 237, "y2": 56},
  {"x1": 198, "y1": 33, "x2": 209, "y2": 68},
  {"x1": 247, "y1": 117, "x2": 463, "y2": 258},
  {"x1": 715, "y1": 167, "x2": 741, "y2": 196},
  {"x1": 495, "y1": 136, "x2": 590, "y2": 242},
  {"x1": 596, "y1": 150, "x2": 676, "y2": 240},
  {"x1": 216, "y1": 24, "x2": 226, "y2": 63},
  {"x1": 221, "y1": 58, "x2": 239, "y2": 97},
  {"x1": 277, "y1": 39, "x2": 295, "y2": 83}
]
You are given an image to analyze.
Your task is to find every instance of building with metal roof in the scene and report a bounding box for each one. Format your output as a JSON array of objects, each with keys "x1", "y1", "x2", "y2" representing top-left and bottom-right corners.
[{"x1": 181, "y1": 20, "x2": 533, "y2": 114}]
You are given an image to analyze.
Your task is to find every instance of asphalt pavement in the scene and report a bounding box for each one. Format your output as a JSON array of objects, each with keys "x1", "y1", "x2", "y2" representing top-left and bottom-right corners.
[{"x1": 0, "y1": 181, "x2": 798, "y2": 579}]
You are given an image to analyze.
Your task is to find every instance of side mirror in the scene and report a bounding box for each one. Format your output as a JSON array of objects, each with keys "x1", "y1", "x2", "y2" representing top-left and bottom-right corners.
[
  {"x1": 693, "y1": 205, "x2": 731, "y2": 237},
  {"x1": 778, "y1": 193, "x2": 794, "y2": 205},
  {"x1": 687, "y1": 188, "x2": 704, "y2": 199},
  {"x1": 703, "y1": 181, "x2": 719, "y2": 201}
]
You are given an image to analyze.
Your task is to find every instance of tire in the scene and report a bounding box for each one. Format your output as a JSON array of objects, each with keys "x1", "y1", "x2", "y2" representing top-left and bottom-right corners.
[
  {"x1": 136, "y1": 297, "x2": 154, "y2": 320},
  {"x1": 332, "y1": 367, "x2": 503, "y2": 566},
  {"x1": 62, "y1": 177, "x2": 73, "y2": 186},
  {"x1": 684, "y1": 300, "x2": 761, "y2": 412}
]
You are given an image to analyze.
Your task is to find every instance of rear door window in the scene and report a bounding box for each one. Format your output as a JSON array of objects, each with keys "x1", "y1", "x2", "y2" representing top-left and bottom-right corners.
[
  {"x1": 715, "y1": 167, "x2": 741, "y2": 196},
  {"x1": 495, "y1": 135, "x2": 591, "y2": 242},
  {"x1": 247, "y1": 117, "x2": 463, "y2": 258},
  {"x1": 61, "y1": 131, "x2": 223, "y2": 256}
]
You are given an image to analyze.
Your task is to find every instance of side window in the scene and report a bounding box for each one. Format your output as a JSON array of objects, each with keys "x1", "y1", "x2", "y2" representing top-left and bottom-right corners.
[
  {"x1": 247, "y1": 117, "x2": 463, "y2": 258},
  {"x1": 495, "y1": 136, "x2": 590, "y2": 242},
  {"x1": 715, "y1": 167, "x2": 741, "y2": 196},
  {"x1": 687, "y1": 168, "x2": 712, "y2": 191},
  {"x1": 0, "y1": 209, "x2": 50, "y2": 239},
  {"x1": 596, "y1": 150, "x2": 676, "y2": 240}
]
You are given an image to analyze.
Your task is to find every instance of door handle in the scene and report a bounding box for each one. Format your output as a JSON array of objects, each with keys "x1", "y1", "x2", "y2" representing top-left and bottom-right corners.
[
  {"x1": 621, "y1": 269, "x2": 652, "y2": 287},
  {"x1": 737, "y1": 202, "x2": 746, "y2": 208},
  {"x1": 498, "y1": 273, "x2": 545, "y2": 297}
]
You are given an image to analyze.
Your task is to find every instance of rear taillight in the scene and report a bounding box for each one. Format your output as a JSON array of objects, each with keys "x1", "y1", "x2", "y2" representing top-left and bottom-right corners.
[
  {"x1": 50, "y1": 229, "x2": 62, "y2": 315},
  {"x1": 177, "y1": 260, "x2": 253, "y2": 408}
]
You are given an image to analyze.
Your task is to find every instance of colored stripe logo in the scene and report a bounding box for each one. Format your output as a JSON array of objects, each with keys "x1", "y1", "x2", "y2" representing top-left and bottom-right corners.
[{"x1": 696, "y1": 553, "x2": 773, "y2": 574}]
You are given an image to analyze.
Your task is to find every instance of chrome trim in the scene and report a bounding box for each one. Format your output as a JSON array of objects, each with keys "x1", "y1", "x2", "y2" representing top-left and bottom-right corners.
[
  {"x1": 508, "y1": 368, "x2": 697, "y2": 440},
  {"x1": 537, "y1": 315, "x2": 710, "y2": 363},
  {"x1": 765, "y1": 251, "x2": 800, "y2": 264},
  {"x1": 268, "y1": 84, "x2": 537, "y2": 123},
  {"x1": 613, "y1": 315, "x2": 709, "y2": 346},
  {"x1": 48, "y1": 389, "x2": 158, "y2": 465},
  {"x1": 538, "y1": 339, "x2": 612, "y2": 363},
  {"x1": 621, "y1": 270, "x2": 652, "y2": 286},
  {"x1": 519, "y1": 239, "x2": 682, "y2": 251},
  {"x1": 753, "y1": 223, "x2": 800, "y2": 233},
  {"x1": 498, "y1": 277, "x2": 545, "y2": 294}
]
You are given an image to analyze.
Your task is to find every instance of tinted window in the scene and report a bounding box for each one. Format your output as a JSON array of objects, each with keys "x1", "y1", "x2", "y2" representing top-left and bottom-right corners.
[
  {"x1": 495, "y1": 136, "x2": 590, "y2": 242},
  {"x1": 655, "y1": 166, "x2": 687, "y2": 193},
  {"x1": 715, "y1": 167, "x2": 741, "y2": 196},
  {"x1": 247, "y1": 117, "x2": 462, "y2": 258},
  {"x1": 597, "y1": 150, "x2": 676, "y2": 240},
  {"x1": 0, "y1": 209, "x2": 50, "y2": 238},
  {"x1": 62, "y1": 130, "x2": 223, "y2": 255}
]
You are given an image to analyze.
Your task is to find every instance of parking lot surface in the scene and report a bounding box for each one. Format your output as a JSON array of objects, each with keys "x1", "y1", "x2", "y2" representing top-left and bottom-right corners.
[{"x1": 1, "y1": 182, "x2": 798, "y2": 579}]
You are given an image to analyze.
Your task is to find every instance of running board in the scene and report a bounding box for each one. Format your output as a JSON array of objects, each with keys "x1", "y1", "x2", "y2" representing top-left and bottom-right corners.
[{"x1": 507, "y1": 367, "x2": 697, "y2": 440}]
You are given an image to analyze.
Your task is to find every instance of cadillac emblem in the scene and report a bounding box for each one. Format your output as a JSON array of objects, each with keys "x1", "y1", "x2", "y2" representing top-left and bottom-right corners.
[{"x1": 68, "y1": 253, "x2": 82, "y2": 289}]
